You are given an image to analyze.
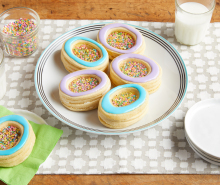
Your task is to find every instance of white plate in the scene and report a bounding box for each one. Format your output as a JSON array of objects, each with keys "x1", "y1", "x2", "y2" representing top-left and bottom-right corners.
[
  {"x1": 35, "y1": 23, "x2": 188, "y2": 135},
  {"x1": 185, "y1": 129, "x2": 220, "y2": 161},
  {"x1": 185, "y1": 98, "x2": 220, "y2": 158},
  {"x1": 10, "y1": 109, "x2": 47, "y2": 125},
  {"x1": 185, "y1": 131, "x2": 220, "y2": 162},
  {"x1": 185, "y1": 133, "x2": 220, "y2": 166}
]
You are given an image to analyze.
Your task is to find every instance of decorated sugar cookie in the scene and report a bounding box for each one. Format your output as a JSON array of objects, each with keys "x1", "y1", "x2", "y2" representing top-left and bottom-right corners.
[
  {"x1": 110, "y1": 54, "x2": 162, "y2": 94},
  {"x1": 59, "y1": 69, "x2": 111, "y2": 111},
  {"x1": 0, "y1": 115, "x2": 36, "y2": 167},
  {"x1": 61, "y1": 36, "x2": 109, "y2": 73},
  {"x1": 97, "y1": 23, "x2": 145, "y2": 60},
  {"x1": 98, "y1": 84, "x2": 149, "y2": 129}
]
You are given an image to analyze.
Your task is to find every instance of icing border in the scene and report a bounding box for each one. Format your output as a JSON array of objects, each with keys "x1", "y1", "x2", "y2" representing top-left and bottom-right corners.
[
  {"x1": 112, "y1": 54, "x2": 160, "y2": 83},
  {"x1": 64, "y1": 36, "x2": 108, "y2": 67},
  {"x1": 0, "y1": 115, "x2": 29, "y2": 156},
  {"x1": 101, "y1": 84, "x2": 147, "y2": 114},
  {"x1": 60, "y1": 69, "x2": 107, "y2": 97},
  {"x1": 98, "y1": 23, "x2": 143, "y2": 54}
]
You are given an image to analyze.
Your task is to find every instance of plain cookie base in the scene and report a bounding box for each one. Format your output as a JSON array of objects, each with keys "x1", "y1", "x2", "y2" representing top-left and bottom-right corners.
[
  {"x1": 97, "y1": 25, "x2": 146, "y2": 60},
  {"x1": 109, "y1": 59, "x2": 162, "y2": 94},
  {"x1": 0, "y1": 119, "x2": 36, "y2": 167},
  {"x1": 98, "y1": 89, "x2": 149, "y2": 129},
  {"x1": 59, "y1": 75, "x2": 111, "y2": 111},
  {"x1": 61, "y1": 41, "x2": 109, "y2": 73}
]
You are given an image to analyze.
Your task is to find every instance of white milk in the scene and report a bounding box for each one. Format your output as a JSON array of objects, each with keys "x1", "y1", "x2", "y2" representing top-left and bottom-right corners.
[
  {"x1": 0, "y1": 51, "x2": 6, "y2": 100},
  {"x1": 175, "y1": 2, "x2": 211, "y2": 45}
]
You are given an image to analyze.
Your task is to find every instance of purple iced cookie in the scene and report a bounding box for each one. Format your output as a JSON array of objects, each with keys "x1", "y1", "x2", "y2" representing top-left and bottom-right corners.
[
  {"x1": 97, "y1": 23, "x2": 145, "y2": 60},
  {"x1": 110, "y1": 54, "x2": 162, "y2": 94},
  {"x1": 59, "y1": 69, "x2": 111, "y2": 111}
]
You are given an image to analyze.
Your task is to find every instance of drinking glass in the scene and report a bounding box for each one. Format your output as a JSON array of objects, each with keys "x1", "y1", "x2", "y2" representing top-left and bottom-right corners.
[
  {"x1": 0, "y1": 48, "x2": 5, "y2": 99},
  {"x1": 175, "y1": 0, "x2": 215, "y2": 45}
]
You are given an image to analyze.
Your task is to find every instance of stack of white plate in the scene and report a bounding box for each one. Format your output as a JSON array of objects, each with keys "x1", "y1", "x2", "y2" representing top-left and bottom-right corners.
[{"x1": 184, "y1": 98, "x2": 220, "y2": 166}]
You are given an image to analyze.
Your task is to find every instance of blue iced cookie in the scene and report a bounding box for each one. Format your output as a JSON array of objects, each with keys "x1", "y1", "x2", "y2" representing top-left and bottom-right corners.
[
  {"x1": 0, "y1": 115, "x2": 35, "y2": 167},
  {"x1": 61, "y1": 36, "x2": 109, "y2": 73},
  {"x1": 98, "y1": 84, "x2": 149, "y2": 129}
]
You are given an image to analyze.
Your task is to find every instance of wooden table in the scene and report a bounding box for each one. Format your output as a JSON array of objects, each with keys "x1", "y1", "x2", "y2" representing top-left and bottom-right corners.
[{"x1": 1, "y1": 0, "x2": 220, "y2": 184}]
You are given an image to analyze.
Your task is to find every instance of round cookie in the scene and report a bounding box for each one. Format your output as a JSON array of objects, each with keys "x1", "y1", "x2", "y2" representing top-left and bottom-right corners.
[
  {"x1": 97, "y1": 23, "x2": 145, "y2": 60},
  {"x1": 0, "y1": 115, "x2": 36, "y2": 167},
  {"x1": 61, "y1": 36, "x2": 109, "y2": 73},
  {"x1": 59, "y1": 69, "x2": 111, "y2": 111},
  {"x1": 110, "y1": 54, "x2": 162, "y2": 94},
  {"x1": 98, "y1": 84, "x2": 149, "y2": 129}
]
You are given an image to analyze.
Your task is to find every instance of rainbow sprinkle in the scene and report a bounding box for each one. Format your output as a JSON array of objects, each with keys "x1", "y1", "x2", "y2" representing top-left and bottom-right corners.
[
  {"x1": 120, "y1": 61, "x2": 148, "y2": 78},
  {"x1": 112, "y1": 92, "x2": 137, "y2": 107},
  {"x1": 68, "y1": 76, "x2": 99, "y2": 93},
  {"x1": 2, "y1": 18, "x2": 38, "y2": 57},
  {"x1": 3, "y1": 18, "x2": 36, "y2": 36},
  {"x1": 73, "y1": 44, "x2": 100, "y2": 62},
  {"x1": 0, "y1": 126, "x2": 21, "y2": 150},
  {"x1": 106, "y1": 31, "x2": 135, "y2": 50}
]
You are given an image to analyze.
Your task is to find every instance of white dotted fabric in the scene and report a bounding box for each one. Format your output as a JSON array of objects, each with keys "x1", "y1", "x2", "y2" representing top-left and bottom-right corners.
[{"x1": 1, "y1": 20, "x2": 220, "y2": 174}]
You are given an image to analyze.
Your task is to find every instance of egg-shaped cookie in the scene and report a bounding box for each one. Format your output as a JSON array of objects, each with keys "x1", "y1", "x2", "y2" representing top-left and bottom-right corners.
[
  {"x1": 110, "y1": 54, "x2": 162, "y2": 94},
  {"x1": 98, "y1": 84, "x2": 149, "y2": 129},
  {"x1": 61, "y1": 36, "x2": 109, "y2": 73},
  {"x1": 0, "y1": 115, "x2": 36, "y2": 167},
  {"x1": 59, "y1": 69, "x2": 111, "y2": 111},
  {"x1": 97, "y1": 23, "x2": 145, "y2": 60}
]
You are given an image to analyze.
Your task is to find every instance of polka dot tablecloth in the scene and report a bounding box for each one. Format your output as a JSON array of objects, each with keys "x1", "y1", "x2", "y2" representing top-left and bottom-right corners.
[{"x1": 1, "y1": 20, "x2": 220, "y2": 174}]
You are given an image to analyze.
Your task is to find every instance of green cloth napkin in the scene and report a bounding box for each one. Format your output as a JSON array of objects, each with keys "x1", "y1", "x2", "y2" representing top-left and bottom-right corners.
[{"x1": 0, "y1": 105, "x2": 63, "y2": 185}]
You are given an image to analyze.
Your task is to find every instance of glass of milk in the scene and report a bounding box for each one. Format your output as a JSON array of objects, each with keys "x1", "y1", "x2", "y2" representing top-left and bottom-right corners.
[
  {"x1": 0, "y1": 48, "x2": 6, "y2": 99},
  {"x1": 175, "y1": 0, "x2": 215, "y2": 45}
]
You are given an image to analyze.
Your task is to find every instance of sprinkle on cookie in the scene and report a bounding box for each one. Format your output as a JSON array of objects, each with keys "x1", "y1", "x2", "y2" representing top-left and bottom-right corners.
[
  {"x1": 73, "y1": 44, "x2": 100, "y2": 62},
  {"x1": 68, "y1": 76, "x2": 99, "y2": 93},
  {"x1": 120, "y1": 61, "x2": 148, "y2": 78},
  {"x1": 106, "y1": 31, "x2": 135, "y2": 50},
  {"x1": 0, "y1": 126, "x2": 21, "y2": 150},
  {"x1": 112, "y1": 92, "x2": 137, "y2": 107}
]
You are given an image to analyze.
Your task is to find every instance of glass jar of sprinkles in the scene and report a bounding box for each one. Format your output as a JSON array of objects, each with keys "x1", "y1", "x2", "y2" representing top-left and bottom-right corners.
[
  {"x1": 0, "y1": 48, "x2": 5, "y2": 99},
  {"x1": 0, "y1": 7, "x2": 40, "y2": 57}
]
